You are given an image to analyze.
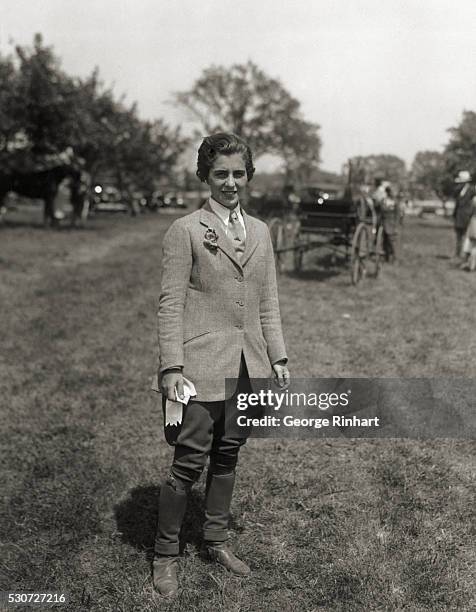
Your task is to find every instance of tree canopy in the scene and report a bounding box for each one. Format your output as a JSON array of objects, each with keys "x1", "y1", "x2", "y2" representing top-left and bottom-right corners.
[
  {"x1": 0, "y1": 34, "x2": 187, "y2": 189},
  {"x1": 346, "y1": 154, "x2": 407, "y2": 188},
  {"x1": 175, "y1": 61, "x2": 321, "y2": 183},
  {"x1": 410, "y1": 112, "x2": 476, "y2": 200},
  {"x1": 444, "y1": 110, "x2": 476, "y2": 178},
  {"x1": 410, "y1": 150, "x2": 453, "y2": 200}
]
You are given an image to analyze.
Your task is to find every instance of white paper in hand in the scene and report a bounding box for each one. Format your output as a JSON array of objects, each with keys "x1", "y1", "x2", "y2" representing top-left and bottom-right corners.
[{"x1": 165, "y1": 377, "x2": 197, "y2": 426}]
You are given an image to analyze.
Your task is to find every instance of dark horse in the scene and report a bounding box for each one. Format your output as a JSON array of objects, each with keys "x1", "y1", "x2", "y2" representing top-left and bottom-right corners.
[{"x1": 0, "y1": 164, "x2": 88, "y2": 226}]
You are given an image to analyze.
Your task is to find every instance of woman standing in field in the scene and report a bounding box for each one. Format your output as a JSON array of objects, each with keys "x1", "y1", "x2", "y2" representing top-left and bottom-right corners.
[{"x1": 153, "y1": 132, "x2": 289, "y2": 597}]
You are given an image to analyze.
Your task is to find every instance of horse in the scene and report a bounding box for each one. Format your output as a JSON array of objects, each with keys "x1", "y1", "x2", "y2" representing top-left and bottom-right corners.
[{"x1": 0, "y1": 164, "x2": 89, "y2": 227}]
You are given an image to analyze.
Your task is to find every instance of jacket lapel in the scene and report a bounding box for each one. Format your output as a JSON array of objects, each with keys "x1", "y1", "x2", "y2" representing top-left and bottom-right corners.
[
  {"x1": 241, "y1": 208, "x2": 260, "y2": 266},
  {"x1": 199, "y1": 202, "x2": 242, "y2": 268}
]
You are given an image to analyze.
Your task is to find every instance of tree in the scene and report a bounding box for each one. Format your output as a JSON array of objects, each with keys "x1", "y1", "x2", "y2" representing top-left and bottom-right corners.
[
  {"x1": 277, "y1": 116, "x2": 321, "y2": 184},
  {"x1": 175, "y1": 61, "x2": 321, "y2": 181},
  {"x1": 444, "y1": 110, "x2": 476, "y2": 178},
  {"x1": 0, "y1": 52, "x2": 24, "y2": 152},
  {"x1": 345, "y1": 154, "x2": 407, "y2": 188},
  {"x1": 0, "y1": 34, "x2": 188, "y2": 190},
  {"x1": 410, "y1": 150, "x2": 452, "y2": 200},
  {"x1": 14, "y1": 34, "x2": 79, "y2": 155}
]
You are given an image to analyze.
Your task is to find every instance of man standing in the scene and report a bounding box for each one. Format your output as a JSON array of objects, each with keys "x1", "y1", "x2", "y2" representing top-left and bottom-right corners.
[
  {"x1": 153, "y1": 133, "x2": 289, "y2": 597},
  {"x1": 453, "y1": 171, "x2": 474, "y2": 259},
  {"x1": 381, "y1": 185, "x2": 400, "y2": 263}
]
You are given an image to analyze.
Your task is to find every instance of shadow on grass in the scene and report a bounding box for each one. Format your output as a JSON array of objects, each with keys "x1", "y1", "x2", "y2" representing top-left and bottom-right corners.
[
  {"x1": 282, "y1": 251, "x2": 353, "y2": 282},
  {"x1": 114, "y1": 485, "x2": 206, "y2": 562},
  {"x1": 286, "y1": 268, "x2": 342, "y2": 282}
]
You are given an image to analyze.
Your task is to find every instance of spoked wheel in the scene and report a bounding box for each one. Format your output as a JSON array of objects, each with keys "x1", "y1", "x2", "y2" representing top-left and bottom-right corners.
[
  {"x1": 268, "y1": 217, "x2": 285, "y2": 272},
  {"x1": 369, "y1": 225, "x2": 384, "y2": 278},
  {"x1": 350, "y1": 222, "x2": 369, "y2": 285}
]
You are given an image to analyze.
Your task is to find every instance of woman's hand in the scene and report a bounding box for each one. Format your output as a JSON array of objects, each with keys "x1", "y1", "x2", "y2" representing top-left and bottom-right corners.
[
  {"x1": 273, "y1": 361, "x2": 290, "y2": 389},
  {"x1": 160, "y1": 370, "x2": 185, "y2": 401}
]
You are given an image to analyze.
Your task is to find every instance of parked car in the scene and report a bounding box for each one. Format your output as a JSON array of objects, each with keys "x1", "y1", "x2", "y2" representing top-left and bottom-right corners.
[
  {"x1": 163, "y1": 191, "x2": 188, "y2": 208},
  {"x1": 146, "y1": 190, "x2": 165, "y2": 211},
  {"x1": 90, "y1": 184, "x2": 129, "y2": 213},
  {"x1": 406, "y1": 199, "x2": 454, "y2": 217}
]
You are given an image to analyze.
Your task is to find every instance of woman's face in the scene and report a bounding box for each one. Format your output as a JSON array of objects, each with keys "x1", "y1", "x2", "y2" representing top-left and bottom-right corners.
[{"x1": 207, "y1": 153, "x2": 248, "y2": 209}]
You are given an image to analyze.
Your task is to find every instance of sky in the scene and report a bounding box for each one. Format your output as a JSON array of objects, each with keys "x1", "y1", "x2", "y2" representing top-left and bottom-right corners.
[{"x1": 1, "y1": 0, "x2": 476, "y2": 173}]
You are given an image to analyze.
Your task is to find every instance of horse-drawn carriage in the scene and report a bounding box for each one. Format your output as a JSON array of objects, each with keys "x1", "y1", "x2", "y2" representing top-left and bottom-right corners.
[{"x1": 249, "y1": 183, "x2": 389, "y2": 285}]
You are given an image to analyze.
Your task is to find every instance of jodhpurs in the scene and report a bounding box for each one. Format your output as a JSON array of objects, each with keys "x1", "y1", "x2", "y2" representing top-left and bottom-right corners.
[{"x1": 154, "y1": 355, "x2": 252, "y2": 555}]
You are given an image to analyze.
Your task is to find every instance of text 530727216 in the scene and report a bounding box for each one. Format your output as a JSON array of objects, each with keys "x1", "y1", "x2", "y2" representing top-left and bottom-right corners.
[{"x1": 0, "y1": 592, "x2": 69, "y2": 606}]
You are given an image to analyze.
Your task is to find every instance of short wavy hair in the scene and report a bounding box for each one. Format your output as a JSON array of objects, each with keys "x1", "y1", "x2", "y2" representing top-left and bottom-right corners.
[{"x1": 196, "y1": 132, "x2": 255, "y2": 182}]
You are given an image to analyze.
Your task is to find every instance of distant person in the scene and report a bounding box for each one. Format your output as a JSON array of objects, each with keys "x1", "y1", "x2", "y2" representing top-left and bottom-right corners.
[
  {"x1": 70, "y1": 168, "x2": 91, "y2": 224},
  {"x1": 381, "y1": 185, "x2": 400, "y2": 262},
  {"x1": 372, "y1": 178, "x2": 387, "y2": 208},
  {"x1": 371, "y1": 178, "x2": 388, "y2": 227},
  {"x1": 452, "y1": 171, "x2": 474, "y2": 259},
  {"x1": 282, "y1": 183, "x2": 301, "y2": 213},
  {"x1": 460, "y1": 193, "x2": 476, "y2": 271},
  {"x1": 360, "y1": 184, "x2": 377, "y2": 228}
]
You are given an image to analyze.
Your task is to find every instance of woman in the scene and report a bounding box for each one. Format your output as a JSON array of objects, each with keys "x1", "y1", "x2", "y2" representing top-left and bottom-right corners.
[{"x1": 153, "y1": 133, "x2": 290, "y2": 597}]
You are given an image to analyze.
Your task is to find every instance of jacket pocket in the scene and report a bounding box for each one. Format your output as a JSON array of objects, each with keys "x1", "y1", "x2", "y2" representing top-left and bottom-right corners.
[{"x1": 183, "y1": 330, "x2": 210, "y2": 345}]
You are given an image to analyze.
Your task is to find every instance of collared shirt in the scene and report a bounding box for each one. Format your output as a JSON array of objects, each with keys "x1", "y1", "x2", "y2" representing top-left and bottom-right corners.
[{"x1": 209, "y1": 197, "x2": 247, "y2": 238}]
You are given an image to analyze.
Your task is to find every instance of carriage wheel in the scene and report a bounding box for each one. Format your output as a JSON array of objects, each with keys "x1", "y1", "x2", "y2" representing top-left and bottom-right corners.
[
  {"x1": 369, "y1": 225, "x2": 384, "y2": 278},
  {"x1": 350, "y1": 222, "x2": 369, "y2": 285},
  {"x1": 268, "y1": 217, "x2": 285, "y2": 273}
]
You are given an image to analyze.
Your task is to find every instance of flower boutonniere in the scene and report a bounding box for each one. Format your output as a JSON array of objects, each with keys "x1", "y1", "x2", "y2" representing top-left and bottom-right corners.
[{"x1": 203, "y1": 227, "x2": 219, "y2": 251}]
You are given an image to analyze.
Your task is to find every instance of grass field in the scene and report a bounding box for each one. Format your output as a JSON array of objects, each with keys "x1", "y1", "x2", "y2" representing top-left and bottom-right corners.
[{"x1": 0, "y1": 207, "x2": 475, "y2": 611}]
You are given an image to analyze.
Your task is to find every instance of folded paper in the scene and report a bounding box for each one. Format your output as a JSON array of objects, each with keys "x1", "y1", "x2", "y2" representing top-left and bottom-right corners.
[{"x1": 165, "y1": 377, "x2": 197, "y2": 426}]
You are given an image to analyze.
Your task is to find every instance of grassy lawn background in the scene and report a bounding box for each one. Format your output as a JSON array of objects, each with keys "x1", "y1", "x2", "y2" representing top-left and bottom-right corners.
[{"x1": 0, "y1": 209, "x2": 474, "y2": 611}]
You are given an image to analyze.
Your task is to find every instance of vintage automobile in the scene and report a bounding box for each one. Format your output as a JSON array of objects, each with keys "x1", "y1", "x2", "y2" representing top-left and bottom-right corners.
[
  {"x1": 90, "y1": 184, "x2": 129, "y2": 213},
  {"x1": 163, "y1": 191, "x2": 187, "y2": 208}
]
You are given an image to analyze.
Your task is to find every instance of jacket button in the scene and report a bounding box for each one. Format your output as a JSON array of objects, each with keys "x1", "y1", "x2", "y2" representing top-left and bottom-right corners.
[{"x1": 237, "y1": 276, "x2": 243, "y2": 282}]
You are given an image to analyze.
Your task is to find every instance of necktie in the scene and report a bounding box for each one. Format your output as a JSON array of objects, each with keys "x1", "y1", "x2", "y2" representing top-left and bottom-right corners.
[{"x1": 228, "y1": 210, "x2": 246, "y2": 259}]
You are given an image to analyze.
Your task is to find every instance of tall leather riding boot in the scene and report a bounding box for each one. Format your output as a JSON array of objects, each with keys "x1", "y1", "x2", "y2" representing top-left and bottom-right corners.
[
  {"x1": 154, "y1": 475, "x2": 189, "y2": 556},
  {"x1": 202, "y1": 471, "x2": 251, "y2": 575},
  {"x1": 203, "y1": 471, "x2": 235, "y2": 543}
]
